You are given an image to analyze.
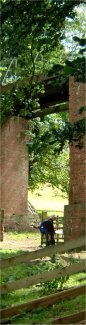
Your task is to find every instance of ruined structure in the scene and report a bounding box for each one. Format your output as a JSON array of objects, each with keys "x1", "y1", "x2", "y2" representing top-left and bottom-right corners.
[
  {"x1": 0, "y1": 77, "x2": 86, "y2": 236},
  {"x1": 64, "y1": 77, "x2": 86, "y2": 240},
  {"x1": 0, "y1": 117, "x2": 40, "y2": 231},
  {"x1": 0, "y1": 117, "x2": 28, "y2": 216}
]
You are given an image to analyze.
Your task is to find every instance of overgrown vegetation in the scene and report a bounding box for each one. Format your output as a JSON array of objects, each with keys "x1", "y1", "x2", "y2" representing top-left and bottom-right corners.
[
  {"x1": 1, "y1": 248, "x2": 86, "y2": 323},
  {"x1": 1, "y1": 249, "x2": 86, "y2": 303}
]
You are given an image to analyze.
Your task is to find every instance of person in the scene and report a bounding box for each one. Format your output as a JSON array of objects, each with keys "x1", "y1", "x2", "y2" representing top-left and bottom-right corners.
[{"x1": 37, "y1": 215, "x2": 57, "y2": 246}]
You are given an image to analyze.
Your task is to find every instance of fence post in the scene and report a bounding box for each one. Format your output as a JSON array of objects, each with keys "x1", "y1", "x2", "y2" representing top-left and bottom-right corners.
[
  {"x1": 41, "y1": 211, "x2": 47, "y2": 246},
  {"x1": 0, "y1": 209, "x2": 4, "y2": 241}
]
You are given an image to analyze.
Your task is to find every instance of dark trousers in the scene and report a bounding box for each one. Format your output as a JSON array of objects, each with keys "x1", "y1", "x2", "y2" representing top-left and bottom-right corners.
[{"x1": 45, "y1": 232, "x2": 55, "y2": 246}]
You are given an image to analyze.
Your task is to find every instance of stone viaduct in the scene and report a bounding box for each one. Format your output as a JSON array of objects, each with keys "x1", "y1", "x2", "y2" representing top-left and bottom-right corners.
[{"x1": 0, "y1": 77, "x2": 86, "y2": 240}]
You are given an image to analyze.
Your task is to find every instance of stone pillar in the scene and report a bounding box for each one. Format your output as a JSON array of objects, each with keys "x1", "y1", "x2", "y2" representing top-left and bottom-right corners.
[
  {"x1": 0, "y1": 209, "x2": 4, "y2": 241},
  {"x1": 64, "y1": 77, "x2": 86, "y2": 241},
  {"x1": 0, "y1": 117, "x2": 28, "y2": 216}
]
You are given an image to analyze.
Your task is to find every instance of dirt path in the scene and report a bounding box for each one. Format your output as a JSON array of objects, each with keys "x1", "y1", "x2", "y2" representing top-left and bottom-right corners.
[
  {"x1": 0, "y1": 233, "x2": 86, "y2": 261},
  {"x1": 0, "y1": 233, "x2": 41, "y2": 251}
]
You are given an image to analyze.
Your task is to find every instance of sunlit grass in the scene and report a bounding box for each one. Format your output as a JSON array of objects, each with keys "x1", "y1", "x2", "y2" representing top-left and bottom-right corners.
[
  {"x1": 28, "y1": 185, "x2": 68, "y2": 212},
  {"x1": 4, "y1": 232, "x2": 40, "y2": 240},
  {"x1": 0, "y1": 249, "x2": 23, "y2": 259}
]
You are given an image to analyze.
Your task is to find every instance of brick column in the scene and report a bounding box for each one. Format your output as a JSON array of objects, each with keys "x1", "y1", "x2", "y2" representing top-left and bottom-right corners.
[
  {"x1": 0, "y1": 117, "x2": 28, "y2": 216},
  {"x1": 64, "y1": 77, "x2": 86, "y2": 241}
]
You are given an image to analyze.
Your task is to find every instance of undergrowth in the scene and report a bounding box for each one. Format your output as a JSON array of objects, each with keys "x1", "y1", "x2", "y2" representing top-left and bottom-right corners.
[{"x1": 1, "y1": 249, "x2": 86, "y2": 312}]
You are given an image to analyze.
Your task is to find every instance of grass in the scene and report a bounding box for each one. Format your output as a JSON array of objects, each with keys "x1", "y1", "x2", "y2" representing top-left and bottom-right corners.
[
  {"x1": 12, "y1": 295, "x2": 85, "y2": 324},
  {"x1": 1, "y1": 187, "x2": 85, "y2": 322},
  {"x1": 1, "y1": 248, "x2": 86, "y2": 324},
  {"x1": 0, "y1": 222, "x2": 86, "y2": 324},
  {"x1": 28, "y1": 185, "x2": 68, "y2": 212},
  {"x1": 0, "y1": 248, "x2": 24, "y2": 259},
  {"x1": 3, "y1": 231, "x2": 41, "y2": 241},
  {"x1": 0, "y1": 231, "x2": 41, "y2": 250}
]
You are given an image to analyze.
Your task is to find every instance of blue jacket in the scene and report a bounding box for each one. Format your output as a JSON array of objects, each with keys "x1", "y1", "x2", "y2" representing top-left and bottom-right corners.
[{"x1": 39, "y1": 218, "x2": 54, "y2": 234}]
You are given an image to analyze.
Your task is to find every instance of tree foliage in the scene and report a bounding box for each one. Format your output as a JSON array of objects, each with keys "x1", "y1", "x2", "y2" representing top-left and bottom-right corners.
[
  {"x1": 28, "y1": 111, "x2": 85, "y2": 194},
  {"x1": 1, "y1": 0, "x2": 86, "y2": 193},
  {"x1": 1, "y1": 0, "x2": 85, "y2": 121},
  {"x1": 1, "y1": 0, "x2": 83, "y2": 60}
]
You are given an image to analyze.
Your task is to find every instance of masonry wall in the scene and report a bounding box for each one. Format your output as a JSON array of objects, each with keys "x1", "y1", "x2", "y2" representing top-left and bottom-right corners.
[
  {"x1": 0, "y1": 117, "x2": 28, "y2": 216},
  {"x1": 64, "y1": 77, "x2": 86, "y2": 241}
]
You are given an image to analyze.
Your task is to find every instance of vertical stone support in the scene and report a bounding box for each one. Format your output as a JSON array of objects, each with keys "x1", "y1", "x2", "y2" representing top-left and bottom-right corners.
[
  {"x1": 64, "y1": 77, "x2": 86, "y2": 241},
  {"x1": 0, "y1": 209, "x2": 4, "y2": 241},
  {"x1": 0, "y1": 117, "x2": 28, "y2": 216}
]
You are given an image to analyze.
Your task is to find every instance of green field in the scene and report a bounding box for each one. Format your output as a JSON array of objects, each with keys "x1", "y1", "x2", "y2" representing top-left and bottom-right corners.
[{"x1": 28, "y1": 185, "x2": 68, "y2": 213}]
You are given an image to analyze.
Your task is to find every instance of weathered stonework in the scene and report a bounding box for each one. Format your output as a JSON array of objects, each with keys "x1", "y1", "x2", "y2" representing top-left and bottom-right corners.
[
  {"x1": 0, "y1": 117, "x2": 40, "y2": 232},
  {"x1": 0, "y1": 117, "x2": 28, "y2": 216},
  {"x1": 64, "y1": 77, "x2": 86, "y2": 241}
]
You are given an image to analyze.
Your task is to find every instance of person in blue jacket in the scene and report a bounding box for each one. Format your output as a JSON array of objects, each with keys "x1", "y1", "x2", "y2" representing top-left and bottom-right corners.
[{"x1": 38, "y1": 215, "x2": 57, "y2": 246}]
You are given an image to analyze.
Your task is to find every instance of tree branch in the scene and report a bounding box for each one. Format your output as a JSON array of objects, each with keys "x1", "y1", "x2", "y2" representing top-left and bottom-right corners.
[{"x1": 30, "y1": 40, "x2": 35, "y2": 85}]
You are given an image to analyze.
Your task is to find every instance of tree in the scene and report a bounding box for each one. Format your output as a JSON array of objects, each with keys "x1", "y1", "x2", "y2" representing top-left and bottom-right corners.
[
  {"x1": 1, "y1": 0, "x2": 85, "y2": 129},
  {"x1": 29, "y1": 140, "x2": 69, "y2": 196},
  {"x1": 62, "y1": 4, "x2": 86, "y2": 60},
  {"x1": 1, "y1": 0, "x2": 86, "y2": 194},
  {"x1": 28, "y1": 110, "x2": 85, "y2": 195},
  {"x1": 1, "y1": 0, "x2": 83, "y2": 60}
]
